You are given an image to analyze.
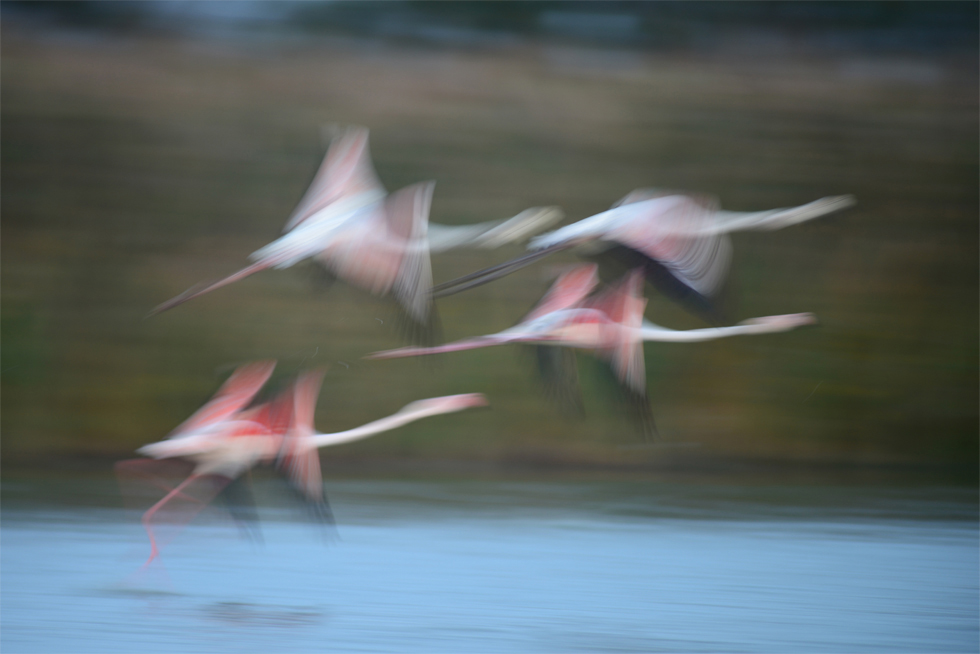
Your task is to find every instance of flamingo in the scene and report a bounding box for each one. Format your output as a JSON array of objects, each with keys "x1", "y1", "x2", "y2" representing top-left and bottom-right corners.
[
  {"x1": 432, "y1": 189, "x2": 854, "y2": 322},
  {"x1": 122, "y1": 360, "x2": 487, "y2": 566},
  {"x1": 150, "y1": 125, "x2": 562, "y2": 340},
  {"x1": 371, "y1": 264, "x2": 815, "y2": 435},
  {"x1": 117, "y1": 360, "x2": 281, "y2": 566}
]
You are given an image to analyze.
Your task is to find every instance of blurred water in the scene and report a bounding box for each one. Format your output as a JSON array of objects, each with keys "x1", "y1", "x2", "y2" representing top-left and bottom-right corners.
[{"x1": 3, "y1": 477, "x2": 977, "y2": 653}]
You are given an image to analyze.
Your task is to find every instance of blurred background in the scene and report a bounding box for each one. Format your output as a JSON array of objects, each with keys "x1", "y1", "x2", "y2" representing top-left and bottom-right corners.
[
  {"x1": 2, "y1": 0, "x2": 977, "y2": 478},
  {"x1": 3, "y1": 4, "x2": 978, "y2": 653}
]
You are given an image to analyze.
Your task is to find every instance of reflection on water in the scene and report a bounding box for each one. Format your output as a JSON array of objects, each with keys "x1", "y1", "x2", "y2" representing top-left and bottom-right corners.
[{"x1": 2, "y1": 477, "x2": 977, "y2": 653}]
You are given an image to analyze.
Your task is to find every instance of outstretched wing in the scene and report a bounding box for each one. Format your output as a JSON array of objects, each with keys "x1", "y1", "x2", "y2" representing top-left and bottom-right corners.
[
  {"x1": 238, "y1": 378, "x2": 296, "y2": 444},
  {"x1": 606, "y1": 193, "x2": 732, "y2": 298},
  {"x1": 523, "y1": 264, "x2": 599, "y2": 322},
  {"x1": 584, "y1": 270, "x2": 656, "y2": 438},
  {"x1": 584, "y1": 270, "x2": 647, "y2": 394},
  {"x1": 171, "y1": 360, "x2": 276, "y2": 437},
  {"x1": 284, "y1": 125, "x2": 385, "y2": 232},
  {"x1": 277, "y1": 369, "x2": 326, "y2": 504},
  {"x1": 385, "y1": 181, "x2": 435, "y2": 325},
  {"x1": 532, "y1": 345, "x2": 584, "y2": 415},
  {"x1": 312, "y1": 182, "x2": 434, "y2": 317}
]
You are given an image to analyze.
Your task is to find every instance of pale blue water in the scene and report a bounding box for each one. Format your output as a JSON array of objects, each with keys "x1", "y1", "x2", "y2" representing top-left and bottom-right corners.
[{"x1": 2, "y1": 477, "x2": 978, "y2": 653}]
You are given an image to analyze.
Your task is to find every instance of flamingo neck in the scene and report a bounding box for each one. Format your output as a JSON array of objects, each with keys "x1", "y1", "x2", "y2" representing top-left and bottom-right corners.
[
  {"x1": 309, "y1": 408, "x2": 437, "y2": 448},
  {"x1": 638, "y1": 321, "x2": 776, "y2": 343}
]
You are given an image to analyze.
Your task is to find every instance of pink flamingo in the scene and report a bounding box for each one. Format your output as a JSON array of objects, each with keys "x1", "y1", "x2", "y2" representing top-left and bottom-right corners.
[
  {"x1": 371, "y1": 264, "x2": 815, "y2": 435},
  {"x1": 123, "y1": 360, "x2": 487, "y2": 566},
  {"x1": 150, "y1": 126, "x2": 561, "y2": 336},
  {"x1": 118, "y1": 360, "x2": 280, "y2": 566},
  {"x1": 432, "y1": 189, "x2": 853, "y2": 322}
]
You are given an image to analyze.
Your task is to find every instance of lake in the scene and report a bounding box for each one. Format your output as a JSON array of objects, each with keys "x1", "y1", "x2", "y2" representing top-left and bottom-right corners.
[{"x1": 2, "y1": 475, "x2": 977, "y2": 653}]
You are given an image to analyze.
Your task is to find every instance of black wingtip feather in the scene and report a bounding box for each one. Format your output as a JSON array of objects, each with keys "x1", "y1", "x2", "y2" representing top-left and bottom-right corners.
[
  {"x1": 394, "y1": 300, "x2": 443, "y2": 349},
  {"x1": 218, "y1": 474, "x2": 264, "y2": 544},
  {"x1": 623, "y1": 386, "x2": 659, "y2": 442},
  {"x1": 532, "y1": 345, "x2": 585, "y2": 416},
  {"x1": 593, "y1": 245, "x2": 727, "y2": 326}
]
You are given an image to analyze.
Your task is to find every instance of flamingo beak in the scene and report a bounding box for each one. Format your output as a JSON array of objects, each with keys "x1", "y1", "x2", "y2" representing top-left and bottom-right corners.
[
  {"x1": 784, "y1": 312, "x2": 818, "y2": 327},
  {"x1": 455, "y1": 393, "x2": 490, "y2": 409}
]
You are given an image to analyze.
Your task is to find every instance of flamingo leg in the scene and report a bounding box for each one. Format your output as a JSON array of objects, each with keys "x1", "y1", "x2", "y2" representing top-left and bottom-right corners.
[
  {"x1": 140, "y1": 474, "x2": 203, "y2": 568},
  {"x1": 148, "y1": 261, "x2": 269, "y2": 316},
  {"x1": 430, "y1": 243, "x2": 569, "y2": 298},
  {"x1": 115, "y1": 457, "x2": 196, "y2": 506}
]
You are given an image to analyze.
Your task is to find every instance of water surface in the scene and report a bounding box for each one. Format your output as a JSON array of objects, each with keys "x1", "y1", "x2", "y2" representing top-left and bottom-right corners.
[{"x1": 3, "y1": 477, "x2": 977, "y2": 653}]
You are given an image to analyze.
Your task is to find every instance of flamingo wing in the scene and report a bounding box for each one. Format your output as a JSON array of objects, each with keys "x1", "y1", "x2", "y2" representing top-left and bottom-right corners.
[
  {"x1": 584, "y1": 270, "x2": 648, "y2": 394},
  {"x1": 384, "y1": 181, "x2": 435, "y2": 325},
  {"x1": 579, "y1": 270, "x2": 657, "y2": 436},
  {"x1": 532, "y1": 345, "x2": 584, "y2": 415},
  {"x1": 149, "y1": 128, "x2": 385, "y2": 316},
  {"x1": 311, "y1": 182, "x2": 435, "y2": 328},
  {"x1": 277, "y1": 369, "x2": 327, "y2": 505},
  {"x1": 237, "y1": 377, "x2": 296, "y2": 448},
  {"x1": 171, "y1": 360, "x2": 276, "y2": 437},
  {"x1": 605, "y1": 194, "x2": 732, "y2": 298},
  {"x1": 610, "y1": 188, "x2": 704, "y2": 209},
  {"x1": 283, "y1": 125, "x2": 386, "y2": 233},
  {"x1": 523, "y1": 264, "x2": 600, "y2": 322}
]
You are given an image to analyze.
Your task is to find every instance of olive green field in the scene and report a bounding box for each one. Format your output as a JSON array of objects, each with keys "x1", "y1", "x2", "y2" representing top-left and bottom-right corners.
[{"x1": 2, "y1": 12, "x2": 977, "y2": 477}]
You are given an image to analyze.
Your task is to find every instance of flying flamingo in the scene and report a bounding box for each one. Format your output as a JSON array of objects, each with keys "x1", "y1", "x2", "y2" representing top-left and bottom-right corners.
[
  {"x1": 121, "y1": 360, "x2": 487, "y2": 566},
  {"x1": 150, "y1": 125, "x2": 561, "y2": 339},
  {"x1": 371, "y1": 264, "x2": 815, "y2": 435},
  {"x1": 432, "y1": 189, "x2": 853, "y2": 322}
]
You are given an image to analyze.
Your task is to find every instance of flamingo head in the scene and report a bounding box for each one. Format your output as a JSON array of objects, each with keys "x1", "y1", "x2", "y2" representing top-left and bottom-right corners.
[
  {"x1": 738, "y1": 313, "x2": 817, "y2": 332},
  {"x1": 399, "y1": 393, "x2": 489, "y2": 418}
]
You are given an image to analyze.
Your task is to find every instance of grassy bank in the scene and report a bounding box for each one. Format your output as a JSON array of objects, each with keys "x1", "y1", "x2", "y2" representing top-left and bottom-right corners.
[{"x1": 2, "y1": 21, "x2": 977, "y2": 472}]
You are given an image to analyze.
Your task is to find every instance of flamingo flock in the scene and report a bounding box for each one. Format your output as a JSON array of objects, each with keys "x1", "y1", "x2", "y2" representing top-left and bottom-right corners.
[{"x1": 125, "y1": 125, "x2": 852, "y2": 564}]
